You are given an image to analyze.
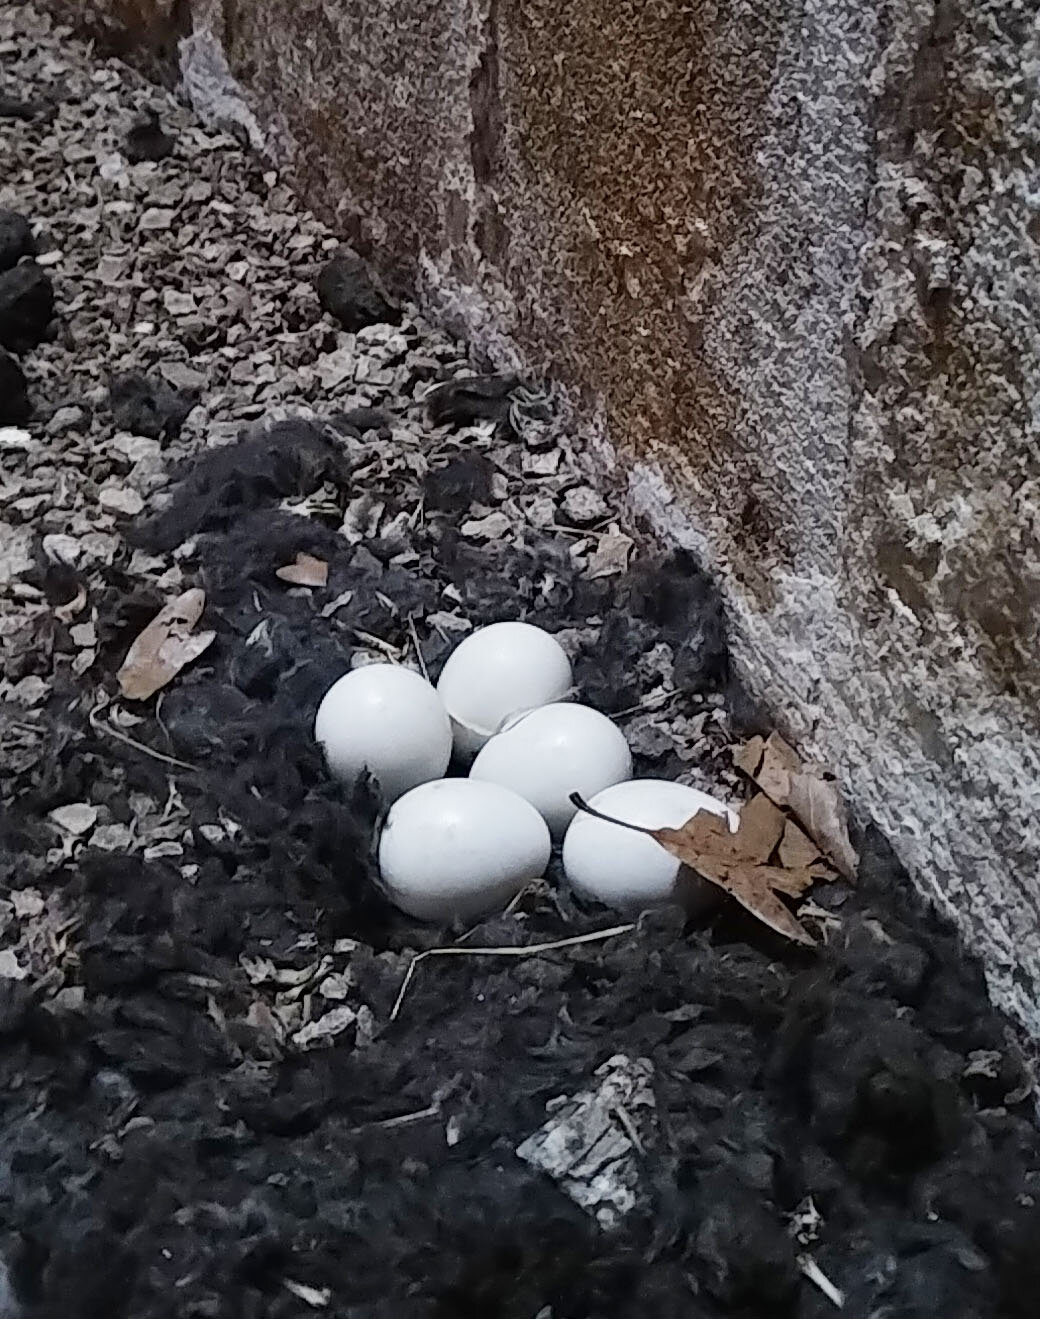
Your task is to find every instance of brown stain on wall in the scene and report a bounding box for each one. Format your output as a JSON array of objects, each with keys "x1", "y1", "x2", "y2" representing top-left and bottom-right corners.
[
  {"x1": 492, "y1": 2, "x2": 782, "y2": 567},
  {"x1": 468, "y1": 0, "x2": 509, "y2": 270}
]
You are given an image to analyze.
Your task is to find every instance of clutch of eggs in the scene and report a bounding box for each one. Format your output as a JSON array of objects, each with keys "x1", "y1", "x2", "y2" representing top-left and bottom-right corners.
[{"x1": 313, "y1": 630, "x2": 734, "y2": 925}]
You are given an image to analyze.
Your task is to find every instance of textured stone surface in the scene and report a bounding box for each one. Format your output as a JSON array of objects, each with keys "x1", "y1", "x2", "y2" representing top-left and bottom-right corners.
[{"x1": 41, "y1": 0, "x2": 1040, "y2": 1033}]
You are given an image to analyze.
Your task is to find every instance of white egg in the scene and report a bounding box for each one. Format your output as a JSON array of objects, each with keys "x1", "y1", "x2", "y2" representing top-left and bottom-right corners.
[
  {"x1": 469, "y1": 703, "x2": 632, "y2": 840},
  {"x1": 562, "y1": 779, "x2": 739, "y2": 912},
  {"x1": 378, "y1": 779, "x2": 552, "y2": 921},
  {"x1": 314, "y1": 664, "x2": 452, "y2": 803},
  {"x1": 436, "y1": 621, "x2": 573, "y2": 758}
]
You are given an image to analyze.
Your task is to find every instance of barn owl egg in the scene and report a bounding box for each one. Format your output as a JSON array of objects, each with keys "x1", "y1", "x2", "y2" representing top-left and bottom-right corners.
[
  {"x1": 470, "y1": 702, "x2": 632, "y2": 839},
  {"x1": 314, "y1": 664, "x2": 452, "y2": 802},
  {"x1": 378, "y1": 779, "x2": 552, "y2": 921},
  {"x1": 436, "y1": 621, "x2": 573, "y2": 759},
  {"x1": 562, "y1": 779, "x2": 738, "y2": 912}
]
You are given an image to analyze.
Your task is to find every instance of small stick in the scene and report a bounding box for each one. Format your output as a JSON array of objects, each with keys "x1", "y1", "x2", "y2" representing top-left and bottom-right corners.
[
  {"x1": 88, "y1": 699, "x2": 197, "y2": 773},
  {"x1": 348, "y1": 1103, "x2": 440, "y2": 1135},
  {"x1": 612, "y1": 1102, "x2": 645, "y2": 1155},
  {"x1": 154, "y1": 690, "x2": 174, "y2": 748},
  {"x1": 798, "y1": 1256, "x2": 844, "y2": 1310},
  {"x1": 407, "y1": 615, "x2": 430, "y2": 681},
  {"x1": 352, "y1": 629, "x2": 401, "y2": 659},
  {"x1": 611, "y1": 689, "x2": 683, "y2": 720},
  {"x1": 388, "y1": 923, "x2": 636, "y2": 1022},
  {"x1": 454, "y1": 881, "x2": 543, "y2": 946}
]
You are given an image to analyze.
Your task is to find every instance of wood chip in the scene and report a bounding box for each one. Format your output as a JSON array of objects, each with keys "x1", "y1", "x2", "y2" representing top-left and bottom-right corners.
[
  {"x1": 99, "y1": 485, "x2": 145, "y2": 516},
  {"x1": 461, "y1": 511, "x2": 511, "y2": 540},
  {"x1": 48, "y1": 803, "x2": 98, "y2": 836},
  {"x1": 54, "y1": 583, "x2": 88, "y2": 623},
  {"x1": 283, "y1": 1280, "x2": 331, "y2": 1308},
  {"x1": 0, "y1": 950, "x2": 27, "y2": 981},
  {"x1": 276, "y1": 552, "x2": 328, "y2": 588},
  {"x1": 587, "y1": 530, "x2": 634, "y2": 579},
  {"x1": 117, "y1": 588, "x2": 216, "y2": 701}
]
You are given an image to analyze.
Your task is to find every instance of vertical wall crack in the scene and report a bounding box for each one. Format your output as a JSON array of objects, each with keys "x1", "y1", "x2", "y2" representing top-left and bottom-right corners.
[{"x1": 468, "y1": 0, "x2": 508, "y2": 266}]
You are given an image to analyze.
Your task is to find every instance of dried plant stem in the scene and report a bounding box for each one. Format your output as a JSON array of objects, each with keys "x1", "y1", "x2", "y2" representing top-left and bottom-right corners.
[
  {"x1": 407, "y1": 614, "x2": 429, "y2": 681},
  {"x1": 348, "y1": 1104, "x2": 441, "y2": 1136},
  {"x1": 89, "y1": 699, "x2": 197, "y2": 772},
  {"x1": 389, "y1": 923, "x2": 636, "y2": 1022},
  {"x1": 612, "y1": 689, "x2": 683, "y2": 720},
  {"x1": 798, "y1": 1256, "x2": 844, "y2": 1309}
]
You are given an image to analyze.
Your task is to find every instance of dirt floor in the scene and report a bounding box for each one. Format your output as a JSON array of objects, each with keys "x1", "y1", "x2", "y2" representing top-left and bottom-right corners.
[{"x1": 2, "y1": 8, "x2": 1040, "y2": 1318}]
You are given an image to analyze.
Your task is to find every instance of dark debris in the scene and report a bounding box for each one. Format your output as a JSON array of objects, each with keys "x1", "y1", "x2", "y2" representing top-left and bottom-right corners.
[
  {"x1": 108, "y1": 371, "x2": 197, "y2": 443},
  {"x1": 0, "y1": 208, "x2": 34, "y2": 273},
  {"x1": 0, "y1": 347, "x2": 29, "y2": 423},
  {"x1": 316, "y1": 254, "x2": 399, "y2": 334},
  {"x1": 0, "y1": 260, "x2": 53, "y2": 353},
  {"x1": 122, "y1": 109, "x2": 174, "y2": 164}
]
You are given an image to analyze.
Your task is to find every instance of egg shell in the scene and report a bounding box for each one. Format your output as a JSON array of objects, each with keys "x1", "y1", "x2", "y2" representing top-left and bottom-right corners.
[
  {"x1": 562, "y1": 778, "x2": 739, "y2": 912},
  {"x1": 469, "y1": 702, "x2": 633, "y2": 839},
  {"x1": 378, "y1": 779, "x2": 552, "y2": 921},
  {"x1": 436, "y1": 621, "x2": 573, "y2": 759},
  {"x1": 314, "y1": 663, "x2": 452, "y2": 803}
]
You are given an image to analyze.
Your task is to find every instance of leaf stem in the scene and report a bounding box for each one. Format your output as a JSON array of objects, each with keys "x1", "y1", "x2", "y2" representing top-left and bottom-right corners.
[{"x1": 568, "y1": 792, "x2": 658, "y2": 837}]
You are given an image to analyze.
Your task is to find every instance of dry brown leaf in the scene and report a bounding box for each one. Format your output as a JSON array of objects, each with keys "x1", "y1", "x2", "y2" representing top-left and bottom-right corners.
[
  {"x1": 117, "y1": 588, "x2": 216, "y2": 701},
  {"x1": 778, "y1": 818, "x2": 826, "y2": 872},
  {"x1": 735, "y1": 731, "x2": 857, "y2": 881},
  {"x1": 724, "y1": 865, "x2": 813, "y2": 924},
  {"x1": 276, "y1": 553, "x2": 328, "y2": 588},
  {"x1": 787, "y1": 771, "x2": 858, "y2": 881},
  {"x1": 730, "y1": 791, "x2": 787, "y2": 862},
  {"x1": 650, "y1": 794, "x2": 817, "y2": 946},
  {"x1": 735, "y1": 733, "x2": 800, "y2": 801}
]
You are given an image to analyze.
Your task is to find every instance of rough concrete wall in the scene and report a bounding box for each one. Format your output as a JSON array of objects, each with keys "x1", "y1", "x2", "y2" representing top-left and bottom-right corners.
[{"x1": 39, "y1": 0, "x2": 1040, "y2": 1033}]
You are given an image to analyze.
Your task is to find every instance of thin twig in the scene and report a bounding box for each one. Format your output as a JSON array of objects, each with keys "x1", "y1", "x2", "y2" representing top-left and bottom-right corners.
[
  {"x1": 500, "y1": 879, "x2": 548, "y2": 917},
  {"x1": 612, "y1": 689, "x2": 683, "y2": 721},
  {"x1": 612, "y1": 1102, "x2": 645, "y2": 1155},
  {"x1": 348, "y1": 1104, "x2": 440, "y2": 1136},
  {"x1": 407, "y1": 615, "x2": 429, "y2": 681},
  {"x1": 88, "y1": 700, "x2": 197, "y2": 772},
  {"x1": 389, "y1": 924, "x2": 637, "y2": 1022},
  {"x1": 798, "y1": 1256, "x2": 844, "y2": 1310},
  {"x1": 351, "y1": 629, "x2": 401, "y2": 659},
  {"x1": 453, "y1": 881, "x2": 543, "y2": 946},
  {"x1": 154, "y1": 689, "x2": 173, "y2": 748}
]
